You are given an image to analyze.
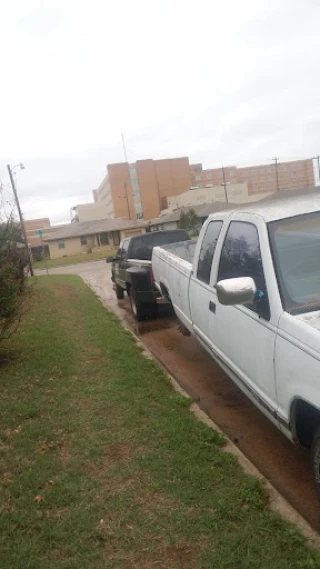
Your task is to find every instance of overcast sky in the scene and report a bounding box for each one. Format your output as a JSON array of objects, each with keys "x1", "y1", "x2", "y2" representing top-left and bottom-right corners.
[{"x1": 0, "y1": 0, "x2": 319, "y2": 224}]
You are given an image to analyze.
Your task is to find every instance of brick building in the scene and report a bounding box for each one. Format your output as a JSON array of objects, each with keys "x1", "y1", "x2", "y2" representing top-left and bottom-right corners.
[
  {"x1": 95, "y1": 157, "x2": 191, "y2": 221},
  {"x1": 190, "y1": 159, "x2": 315, "y2": 195}
]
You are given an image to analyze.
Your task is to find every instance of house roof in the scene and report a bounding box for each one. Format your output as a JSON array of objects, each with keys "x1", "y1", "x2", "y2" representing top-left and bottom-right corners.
[
  {"x1": 44, "y1": 218, "x2": 146, "y2": 241},
  {"x1": 149, "y1": 201, "x2": 236, "y2": 226}
]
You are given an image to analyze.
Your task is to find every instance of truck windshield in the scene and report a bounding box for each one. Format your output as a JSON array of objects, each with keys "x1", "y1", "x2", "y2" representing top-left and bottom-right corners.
[
  {"x1": 130, "y1": 231, "x2": 189, "y2": 260},
  {"x1": 269, "y1": 212, "x2": 320, "y2": 314}
]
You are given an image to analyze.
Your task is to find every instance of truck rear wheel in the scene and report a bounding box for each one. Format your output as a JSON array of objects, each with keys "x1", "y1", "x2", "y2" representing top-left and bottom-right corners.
[
  {"x1": 148, "y1": 303, "x2": 159, "y2": 320},
  {"x1": 115, "y1": 284, "x2": 124, "y2": 300},
  {"x1": 129, "y1": 287, "x2": 145, "y2": 321},
  {"x1": 311, "y1": 427, "x2": 320, "y2": 498}
]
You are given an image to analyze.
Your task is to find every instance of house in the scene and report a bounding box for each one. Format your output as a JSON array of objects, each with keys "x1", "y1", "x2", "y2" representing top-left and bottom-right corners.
[
  {"x1": 44, "y1": 218, "x2": 146, "y2": 259},
  {"x1": 148, "y1": 202, "x2": 236, "y2": 232}
]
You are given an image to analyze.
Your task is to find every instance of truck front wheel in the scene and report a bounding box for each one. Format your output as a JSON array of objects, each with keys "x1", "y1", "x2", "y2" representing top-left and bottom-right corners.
[
  {"x1": 129, "y1": 287, "x2": 145, "y2": 321},
  {"x1": 311, "y1": 427, "x2": 320, "y2": 498},
  {"x1": 115, "y1": 284, "x2": 124, "y2": 300}
]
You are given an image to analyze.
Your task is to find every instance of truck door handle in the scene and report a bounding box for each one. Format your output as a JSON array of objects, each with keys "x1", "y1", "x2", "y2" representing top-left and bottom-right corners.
[{"x1": 209, "y1": 301, "x2": 216, "y2": 314}]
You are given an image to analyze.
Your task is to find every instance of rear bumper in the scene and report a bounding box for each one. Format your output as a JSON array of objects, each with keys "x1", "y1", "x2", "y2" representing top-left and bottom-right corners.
[{"x1": 136, "y1": 290, "x2": 160, "y2": 304}]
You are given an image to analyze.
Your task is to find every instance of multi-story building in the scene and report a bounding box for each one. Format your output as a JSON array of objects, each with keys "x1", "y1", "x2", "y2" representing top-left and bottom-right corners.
[
  {"x1": 190, "y1": 159, "x2": 315, "y2": 195},
  {"x1": 95, "y1": 157, "x2": 191, "y2": 221}
]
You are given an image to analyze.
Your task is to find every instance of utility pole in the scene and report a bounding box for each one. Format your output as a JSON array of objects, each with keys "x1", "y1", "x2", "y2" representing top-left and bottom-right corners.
[
  {"x1": 124, "y1": 183, "x2": 131, "y2": 219},
  {"x1": 272, "y1": 157, "x2": 280, "y2": 192},
  {"x1": 221, "y1": 167, "x2": 229, "y2": 202},
  {"x1": 312, "y1": 155, "x2": 320, "y2": 185},
  {"x1": 7, "y1": 164, "x2": 33, "y2": 276}
]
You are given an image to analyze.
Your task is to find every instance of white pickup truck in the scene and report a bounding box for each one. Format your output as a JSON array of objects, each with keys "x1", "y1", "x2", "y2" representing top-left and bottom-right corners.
[{"x1": 152, "y1": 191, "x2": 320, "y2": 495}]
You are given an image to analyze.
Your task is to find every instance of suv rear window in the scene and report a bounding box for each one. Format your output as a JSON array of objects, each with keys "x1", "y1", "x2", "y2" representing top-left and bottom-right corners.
[{"x1": 130, "y1": 231, "x2": 190, "y2": 260}]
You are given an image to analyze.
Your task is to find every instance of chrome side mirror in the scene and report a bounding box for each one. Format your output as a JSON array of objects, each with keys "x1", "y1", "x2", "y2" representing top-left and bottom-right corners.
[{"x1": 216, "y1": 277, "x2": 256, "y2": 306}]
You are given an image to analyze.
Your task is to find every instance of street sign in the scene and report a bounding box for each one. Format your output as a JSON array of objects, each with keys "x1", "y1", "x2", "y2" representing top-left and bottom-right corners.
[{"x1": 36, "y1": 230, "x2": 44, "y2": 235}]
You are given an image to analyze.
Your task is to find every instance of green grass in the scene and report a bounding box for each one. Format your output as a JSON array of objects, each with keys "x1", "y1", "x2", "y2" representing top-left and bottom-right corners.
[
  {"x1": 33, "y1": 248, "x2": 117, "y2": 270},
  {"x1": 0, "y1": 275, "x2": 319, "y2": 569}
]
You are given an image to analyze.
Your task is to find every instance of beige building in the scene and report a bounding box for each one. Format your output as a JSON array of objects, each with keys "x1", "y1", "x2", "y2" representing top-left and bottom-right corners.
[
  {"x1": 70, "y1": 202, "x2": 109, "y2": 223},
  {"x1": 166, "y1": 183, "x2": 273, "y2": 211},
  {"x1": 95, "y1": 157, "x2": 192, "y2": 221},
  {"x1": 44, "y1": 218, "x2": 146, "y2": 259},
  {"x1": 190, "y1": 158, "x2": 315, "y2": 195},
  {"x1": 25, "y1": 218, "x2": 70, "y2": 261}
]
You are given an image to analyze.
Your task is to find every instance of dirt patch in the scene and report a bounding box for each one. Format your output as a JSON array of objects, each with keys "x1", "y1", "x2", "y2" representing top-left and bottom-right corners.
[
  {"x1": 110, "y1": 539, "x2": 201, "y2": 569},
  {"x1": 72, "y1": 397, "x2": 98, "y2": 412},
  {"x1": 85, "y1": 442, "x2": 146, "y2": 477},
  {"x1": 134, "y1": 488, "x2": 179, "y2": 514},
  {"x1": 52, "y1": 284, "x2": 77, "y2": 300},
  {"x1": 37, "y1": 434, "x2": 72, "y2": 467},
  {"x1": 107, "y1": 442, "x2": 136, "y2": 463}
]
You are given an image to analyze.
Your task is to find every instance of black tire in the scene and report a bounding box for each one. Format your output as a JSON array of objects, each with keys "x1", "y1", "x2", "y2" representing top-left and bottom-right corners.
[
  {"x1": 115, "y1": 284, "x2": 124, "y2": 300},
  {"x1": 311, "y1": 427, "x2": 320, "y2": 498},
  {"x1": 129, "y1": 287, "x2": 145, "y2": 321},
  {"x1": 148, "y1": 303, "x2": 159, "y2": 320}
]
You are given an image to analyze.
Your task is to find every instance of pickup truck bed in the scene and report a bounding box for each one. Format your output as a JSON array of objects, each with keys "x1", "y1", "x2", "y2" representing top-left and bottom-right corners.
[{"x1": 152, "y1": 192, "x2": 320, "y2": 499}]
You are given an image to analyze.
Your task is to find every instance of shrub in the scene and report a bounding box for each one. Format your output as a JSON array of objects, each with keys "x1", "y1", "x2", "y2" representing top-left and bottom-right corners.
[{"x1": 0, "y1": 217, "x2": 29, "y2": 341}]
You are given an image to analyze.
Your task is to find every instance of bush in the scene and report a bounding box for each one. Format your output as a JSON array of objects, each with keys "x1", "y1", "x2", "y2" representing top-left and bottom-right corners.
[
  {"x1": 0, "y1": 218, "x2": 29, "y2": 341},
  {"x1": 178, "y1": 208, "x2": 201, "y2": 236}
]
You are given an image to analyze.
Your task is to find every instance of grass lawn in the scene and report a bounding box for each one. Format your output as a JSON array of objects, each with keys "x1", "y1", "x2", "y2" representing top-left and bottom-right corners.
[
  {"x1": 33, "y1": 249, "x2": 117, "y2": 270},
  {"x1": 0, "y1": 275, "x2": 319, "y2": 569}
]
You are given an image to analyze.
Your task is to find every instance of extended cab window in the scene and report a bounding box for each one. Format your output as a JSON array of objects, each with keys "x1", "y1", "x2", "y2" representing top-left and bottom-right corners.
[
  {"x1": 218, "y1": 221, "x2": 270, "y2": 320},
  {"x1": 197, "y1": 221, "x2": 223, "y2": 284}
]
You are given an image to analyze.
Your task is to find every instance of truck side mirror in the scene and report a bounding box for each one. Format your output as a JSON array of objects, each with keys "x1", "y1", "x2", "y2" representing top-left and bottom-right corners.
[
  {"x1": 216, "y1": 277, "x2": 256, "y2": 306},
  {"x1": 106, "y1": 257, "x2": 115, "y2": 263}
]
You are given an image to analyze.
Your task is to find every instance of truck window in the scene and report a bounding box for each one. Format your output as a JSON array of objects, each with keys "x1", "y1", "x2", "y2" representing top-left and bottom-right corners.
[
  {"x1": 130, "y1": 230, "x2": 190, "y2": 260},
  {"x1": 217, "y1": 221, "x2": 270, "y2": 320},
  {"x1": 121, "y1": 240, "x2": 130, "y2": 259},
  {"x1": 197, "y1": 221, "x2": 223, "y2": 284}
]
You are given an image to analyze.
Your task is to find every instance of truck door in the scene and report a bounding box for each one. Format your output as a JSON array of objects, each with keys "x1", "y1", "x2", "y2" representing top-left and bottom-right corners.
[
  {"x1": 114, "y1": 239, "x2": 130, "y2": 288},
  {"x1": 209, "y1": 220, "x2": 278, "y2": 420},
  {"x1": 189, "y1": 221, "x2": 223, "y2": 349}
]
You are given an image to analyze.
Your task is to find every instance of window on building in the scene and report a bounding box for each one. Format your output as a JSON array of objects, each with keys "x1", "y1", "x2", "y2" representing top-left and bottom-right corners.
[
  {"x1": 112, "y1": 231, "x2": 120, "y2": 246},
  {"x1": 197, "y1": 221, "x2": 223, "y2": 284},
  {"x1": 58, "y1": 239, "x2": 65, "y2": 249},
  {"x1": 218, "y1": 221, "x2": 270, "y2": 320},
  {"x1": 195, "y1": 175, "x2": 201, "y2": 180},
  {"x1": 206, "y1": 173, "x2": 212, "y2": 179},
  {"x1": 80, "y1": 236, "x2": 88, "y2": 246},
  {"x1": 100, "y1": 232, "x2": 109, "y2": 246}
]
